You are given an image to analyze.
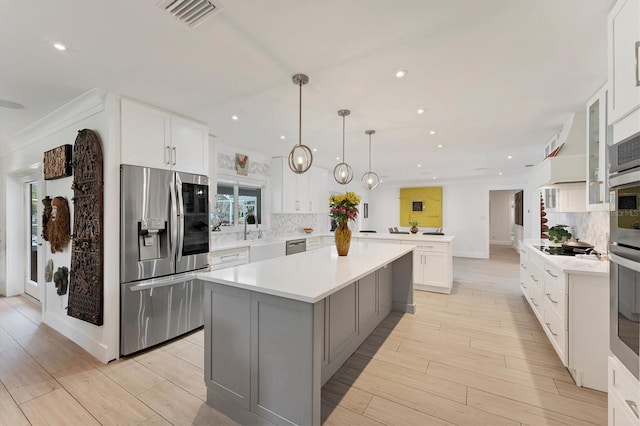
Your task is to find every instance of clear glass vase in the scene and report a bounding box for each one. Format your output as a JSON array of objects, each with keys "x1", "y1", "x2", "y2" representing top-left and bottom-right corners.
[{"x1": 334, "y1": 221, "x2": 352, "y2": 256}]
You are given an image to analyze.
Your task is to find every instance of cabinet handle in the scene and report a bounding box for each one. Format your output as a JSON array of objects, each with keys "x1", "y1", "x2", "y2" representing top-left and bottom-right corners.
[
  {"x1": 220, "y1": 253, "x2": 240, "y2": 260},
  {"x1": 636, "y1": 41, "x2": 640, "y2": 87},
  {"x1": 172, "y1": 147, "x2": 177, "y2": 165},
  {"x1": 165, "y1": 146, "x2": 171, "y2": 165},
  {"x1": 309, "y1": 201, "x2": 312, "y2": 211},
  {"x1": 531, "y1": 298, "x2": 539, "y2": 307},
  {"x1": 545, "y1": 322, "x2": 557, "y2": 337},
  {"x1": 520, "y1": 282, "x2": 527, "y2": 289},
  {"x1": 626, "y1": 399, "x2": 639, "y2": 419},
  {"x1": 545, "y1": 292, "x2": 558, "y2": 304},
  {"x1": 545, "y1": 269, "x2": 558, "y2": 278},
  {"x1": 530, "y1": 274, "x2": 538, "y2": 283},
  {"x1": 520, "y1": 263, "x2": 527, "y2": 269},
  {"x1": 295, "y1": 200, "x2": 300, "y2": 211}
]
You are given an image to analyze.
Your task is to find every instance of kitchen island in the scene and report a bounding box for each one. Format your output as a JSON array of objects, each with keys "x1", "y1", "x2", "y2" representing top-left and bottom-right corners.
[{"x1": 197, "y1": 242, "x2": 415, "y2": 426}]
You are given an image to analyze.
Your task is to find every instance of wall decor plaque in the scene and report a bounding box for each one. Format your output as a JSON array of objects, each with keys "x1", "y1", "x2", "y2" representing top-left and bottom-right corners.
[
  {"x1": 46, "y1": 196, "x2": 71, "y2": 253},
  {"x1": 235, "y1": 153, "x2": 248, "y2": 176},
  {"x1": 43, "y1": 144, "x2": 72, "y2": 180},
  {"x1": 67, "y1": 129, "x2": 104, "y2": 326}
]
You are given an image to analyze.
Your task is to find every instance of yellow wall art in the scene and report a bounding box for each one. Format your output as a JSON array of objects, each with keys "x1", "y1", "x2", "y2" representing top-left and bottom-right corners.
[{"x1": 399, "y1": 186, "x2": 442, "y2": 227}]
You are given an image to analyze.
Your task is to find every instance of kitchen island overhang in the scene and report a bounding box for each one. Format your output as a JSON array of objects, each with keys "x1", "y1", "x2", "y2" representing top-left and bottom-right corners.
[{"x1": 197, "y1": 242, "x2": 415, "y2": 426}]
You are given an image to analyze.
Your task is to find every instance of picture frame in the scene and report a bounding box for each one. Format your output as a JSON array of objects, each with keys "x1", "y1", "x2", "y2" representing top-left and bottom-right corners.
[
  {"x1": 363, "y1": 203, "x2": 369, "y2": 218},
  {"x1": 412, "y1": 201, "x2": 423, "y2": 212},
  {"x1": 43, "y1": 144, "x2": 73, "y2": 180}
]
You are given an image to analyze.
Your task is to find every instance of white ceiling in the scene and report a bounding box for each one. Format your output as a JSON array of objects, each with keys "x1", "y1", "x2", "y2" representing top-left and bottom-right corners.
[{"x1": 0, "y1": 0, "x2": 613, "y2": 183}]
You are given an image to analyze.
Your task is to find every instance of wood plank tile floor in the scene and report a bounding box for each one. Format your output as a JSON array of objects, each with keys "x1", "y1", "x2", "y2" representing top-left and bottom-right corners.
[{"x1": 0, "y1": 246, "x2": 606, "y2": 425}]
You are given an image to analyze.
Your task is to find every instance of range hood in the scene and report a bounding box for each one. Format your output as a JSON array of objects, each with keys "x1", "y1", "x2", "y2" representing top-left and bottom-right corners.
[{"x1": 533, "y1": 110, "x2": 586, "y2": 187}]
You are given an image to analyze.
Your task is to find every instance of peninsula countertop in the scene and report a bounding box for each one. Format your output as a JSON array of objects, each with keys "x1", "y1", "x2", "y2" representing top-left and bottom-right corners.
[{"x1": 197, "y1": 241, "x2": 415, "y2": 303}]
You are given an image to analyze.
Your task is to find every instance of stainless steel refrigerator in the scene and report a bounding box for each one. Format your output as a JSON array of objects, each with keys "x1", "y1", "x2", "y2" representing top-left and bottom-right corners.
[{"x1": 120, "y1": 164, "x2": 209, "y2": 355}]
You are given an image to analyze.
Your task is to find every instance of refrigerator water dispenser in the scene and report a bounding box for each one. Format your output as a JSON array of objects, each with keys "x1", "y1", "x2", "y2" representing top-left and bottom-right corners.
[{"x1": 138, "y1": 218, "x2": 167, "y2": 261}]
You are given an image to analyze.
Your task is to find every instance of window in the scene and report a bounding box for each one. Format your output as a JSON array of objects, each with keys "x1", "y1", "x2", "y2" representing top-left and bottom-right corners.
[{"x1": 215, "y1": 183, "x2": 262, "y2": 227}]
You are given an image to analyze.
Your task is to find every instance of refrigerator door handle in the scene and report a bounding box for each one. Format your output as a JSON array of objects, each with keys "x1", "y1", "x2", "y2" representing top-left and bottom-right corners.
[
  {"x1": 169, "y1": 176, "x2": 178, "y2": 267},
  {"x1": 176, "y1": 175, "x2": 185, "y2": 263}
]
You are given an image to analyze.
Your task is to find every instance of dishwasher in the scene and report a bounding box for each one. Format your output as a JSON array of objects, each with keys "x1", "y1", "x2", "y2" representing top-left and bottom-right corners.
[{"x1": 285, "y1": 238, "x2": 306, "y2": 255}]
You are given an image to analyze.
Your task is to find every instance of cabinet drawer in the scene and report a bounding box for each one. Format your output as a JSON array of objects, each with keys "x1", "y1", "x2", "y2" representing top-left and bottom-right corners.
[
  {"x1": 543, "y1": 270, "x2": 566, "y2": 321},
  {"x1": 306, "y1": 237, "x2": 321, "y2": 251},
  {"x1": 210, "y1": 247, "x2": 249, "y2": 270},
  {"x1": 528, "y1": 279, "x2": 544, "y2": 322},
  {"x1": 609, "y1": 356, "x2": 640, "y2": 425},
  {"x1": 543, "y1": 264, "x2": 565, "y2": 291},
  {"x1": 414, "y1": 242, "x2": 447, "y2": 252},
  {"x1": 544, "y1": 306, "x2": 567, "y2": 365}
]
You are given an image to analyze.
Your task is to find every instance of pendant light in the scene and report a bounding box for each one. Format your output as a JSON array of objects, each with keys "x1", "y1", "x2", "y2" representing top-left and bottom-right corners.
[
  {"x1": 361, "y1": 130, "x2": 380, "y2": 190},
  {"x1": 333, "y1": 109, "x2": 353, "y2": 184},
  {"x1": 288, "y1": 73, "x2": 313, "y2": 174}
]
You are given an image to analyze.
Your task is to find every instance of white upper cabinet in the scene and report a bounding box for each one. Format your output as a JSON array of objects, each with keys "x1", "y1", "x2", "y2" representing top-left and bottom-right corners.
[
  {"x1": 121, "y1": 98, "x2": 208, "y2": 175},
  {"x1": 586, "y1": 85, "x2": 612, "y2": 211},
  {"x1": 608, "y1": 0, "x2": 640, "y2": 141},
  {"x1": 270, "y1": 157, "x2": 328, "y2": 214},
  {"x1": 121, "y1": 99, "x2": 170, "y2": 169},
  {"x1": 170, "y1": 115, "x2": 208, "y2": 175}
]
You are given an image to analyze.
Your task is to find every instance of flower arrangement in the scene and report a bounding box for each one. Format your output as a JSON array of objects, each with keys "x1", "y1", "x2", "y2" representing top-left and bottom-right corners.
[
  {"x1": 329, "y1": 192, "x2": 361, "y2": 225},
  {"x1": 408, "y1": 220, "x2": 419, "y2": 228}
]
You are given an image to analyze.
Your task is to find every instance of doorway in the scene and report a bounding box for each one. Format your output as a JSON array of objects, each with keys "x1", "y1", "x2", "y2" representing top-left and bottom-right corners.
[
  {"x1": 489, "y1": 189, "x2": 522, "y2": 251},
  {"x1": 24, "y1": 180, "x2": 40, "y2": 300}
]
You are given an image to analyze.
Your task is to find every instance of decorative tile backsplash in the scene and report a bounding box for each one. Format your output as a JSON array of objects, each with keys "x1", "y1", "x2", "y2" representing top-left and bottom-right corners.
[
  {"x1": 546, "y1": 211, "x2": 609, "y2": 253},
  {"x1": 270, "y1": 213, "x2": 328, "y2": 236},
  {"x1": 209, "y1": 213, "x2": 330, "y2": 245},
  {"x1": 217, "y1": 153, "x2": 270, "y2": 178}
]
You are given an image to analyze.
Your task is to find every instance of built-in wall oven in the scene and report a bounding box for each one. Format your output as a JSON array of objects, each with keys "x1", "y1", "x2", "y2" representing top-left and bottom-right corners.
[{"x1": 609, "y1": 133, "x2": 640, "y2": 380}]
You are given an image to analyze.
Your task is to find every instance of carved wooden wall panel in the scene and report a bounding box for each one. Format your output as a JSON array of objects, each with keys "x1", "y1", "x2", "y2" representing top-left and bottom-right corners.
[{"x1": 67, "y1": 129, "x2": 104, "y2": 326}]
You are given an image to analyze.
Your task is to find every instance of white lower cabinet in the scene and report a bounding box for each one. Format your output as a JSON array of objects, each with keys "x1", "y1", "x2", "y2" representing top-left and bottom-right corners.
[
  {"x1": 521, "y1": 244, "x2": 608, "y2": 391},
  {"x1": 209, "y1": 247, "x2": 249, "y2": 270},
  {"x1": 609, "y1": 356, "x2": 640, "y2": 426},
  {"x1": 407, "y1": 241, "x2": 452, "y2": 294}
]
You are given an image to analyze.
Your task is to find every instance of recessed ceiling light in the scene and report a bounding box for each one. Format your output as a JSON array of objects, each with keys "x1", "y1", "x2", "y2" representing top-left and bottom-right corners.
[
  {"x1": 437, "y1": 144, "x2": 443, "y2": 148},
  {"x1": 507, "y1": 155, "x2": 513, "y2": 159},
  {"x1": 417, "y1": 164, "x2": 422, "y2": 168},
  {"x1": 417, "y1": 108, "x2": 425, "y2": 114},
  {"x1": 432, "y1": 176, "x2": 437, "y2": 180},
  {"x1": 280, "y1": 135, "x2": 286, "y2": 140},
  {"x1": 312, "y1": 148, "x2": 317, "y2": 152},
  {"x1": 53, "y1": 42, "x2": 67, "y2": 51},
  {"x1": 499, "y1": 172, "x2": 503, "y2": 175},
  {"x1": 336, "y1": 156, "x2": 340, "y2": 161},
  {"x1": 430, "y1": 130, "x2": 436, "y2": 135},
  {"x1": 395, "y1": 69, "x2": 407, "y2": 78},
  {"x1": 231, "y1": 115, "x2": 239, "y2": 120}
]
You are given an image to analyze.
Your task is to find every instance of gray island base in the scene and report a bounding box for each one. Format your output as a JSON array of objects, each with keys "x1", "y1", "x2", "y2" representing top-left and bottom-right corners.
[{"x1": 197, "y1": 242, "x2": 415, "y2": 426}]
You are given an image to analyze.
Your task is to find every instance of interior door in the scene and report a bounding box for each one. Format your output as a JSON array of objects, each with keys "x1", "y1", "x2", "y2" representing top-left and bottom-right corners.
[{"x1": 24, "y1": 181, "x2": 40, "y2": 300}]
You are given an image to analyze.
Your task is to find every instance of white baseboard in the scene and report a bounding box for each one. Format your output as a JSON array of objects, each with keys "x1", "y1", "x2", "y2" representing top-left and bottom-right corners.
[{"x1": 43, "y1": 313, "x2": 112, "y2": 364}]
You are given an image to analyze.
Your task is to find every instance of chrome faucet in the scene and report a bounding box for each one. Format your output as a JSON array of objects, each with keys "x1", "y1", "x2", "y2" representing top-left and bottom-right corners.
[{"x1": 245, "y1": 211, "x2": 260, "y2": 240}]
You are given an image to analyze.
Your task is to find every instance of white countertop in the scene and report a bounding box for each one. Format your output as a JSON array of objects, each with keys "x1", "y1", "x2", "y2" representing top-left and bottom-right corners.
[
  {"x1": 198, "y1": 241, "x2": 415, "y2": 303},
  {"x1": 523, "y1": 240, "x2": 609, "y2": 276}
]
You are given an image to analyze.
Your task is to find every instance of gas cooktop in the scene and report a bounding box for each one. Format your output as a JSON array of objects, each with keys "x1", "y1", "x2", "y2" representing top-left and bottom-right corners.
[{"x1": 534, "y1": 245, "x2": 577, "y2": 256}]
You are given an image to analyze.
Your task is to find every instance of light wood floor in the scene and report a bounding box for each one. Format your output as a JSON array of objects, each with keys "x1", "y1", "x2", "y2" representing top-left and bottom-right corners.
[{"x1": 0, "y1": 246, "x2": 607, "y2": 425}]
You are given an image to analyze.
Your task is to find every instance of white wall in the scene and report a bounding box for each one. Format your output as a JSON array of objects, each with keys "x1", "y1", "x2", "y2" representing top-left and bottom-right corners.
[
  {"x1": 489, "y1": 190, "x2": 515, "y2": 245},
  {"x1": 0, "y1": 89, "x2": 120, "y2": 363},
  {"x1": 365, "y1": 175, "x2": 528, "y2": 258}
]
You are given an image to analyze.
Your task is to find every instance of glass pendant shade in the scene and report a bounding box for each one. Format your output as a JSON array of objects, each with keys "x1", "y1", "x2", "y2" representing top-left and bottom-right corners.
[
  {"x1": 361, "y1": 129, "x2": 379, "y2": 190},
  {"x1": 288, "y1": 73, "x2": 312, "y2": 174},
  {"x1": 333, "y1": 109, "x2": 353, "y2": 184}
]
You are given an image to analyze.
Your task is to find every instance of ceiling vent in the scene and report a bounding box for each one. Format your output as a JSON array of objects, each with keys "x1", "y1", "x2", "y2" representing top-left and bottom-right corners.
[{"x1": 157, "y1": 0, "x2": 221, "y2": 28}]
